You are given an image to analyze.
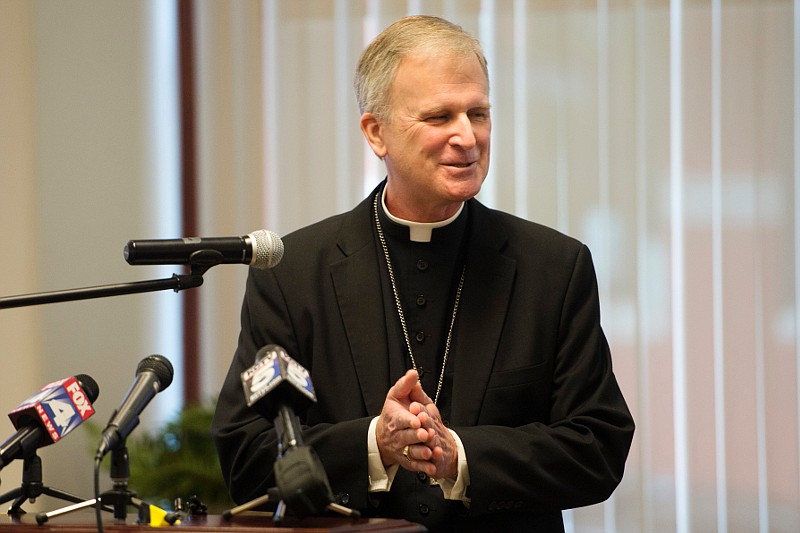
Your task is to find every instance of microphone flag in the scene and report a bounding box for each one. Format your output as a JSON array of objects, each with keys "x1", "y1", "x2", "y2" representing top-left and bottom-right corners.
[
  {"x1": 240, "y1": 345, "x2": 316, "y2": 410},
  {"x1": 8, "y1": 376, "x2": 96, "y2": 444}
]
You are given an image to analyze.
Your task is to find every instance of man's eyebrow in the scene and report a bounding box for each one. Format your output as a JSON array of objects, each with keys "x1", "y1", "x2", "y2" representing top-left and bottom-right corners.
[
  {"x1": 418, "y1": 106, "x2": 447, "y2": 116},
  {"x1": 419, "y1": 102, "x2": 492, "y2": 115}
]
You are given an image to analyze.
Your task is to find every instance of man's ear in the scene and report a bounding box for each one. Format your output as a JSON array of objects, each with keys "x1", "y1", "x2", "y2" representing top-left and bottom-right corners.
[{"x1": 359, "y1": 112, "x2": 387, "y2": 159}]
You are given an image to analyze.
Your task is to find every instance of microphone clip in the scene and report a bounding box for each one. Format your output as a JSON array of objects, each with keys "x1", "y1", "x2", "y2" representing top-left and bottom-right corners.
[{"x1": 187, "y1": 249, "x2": 231, "y2": 272}]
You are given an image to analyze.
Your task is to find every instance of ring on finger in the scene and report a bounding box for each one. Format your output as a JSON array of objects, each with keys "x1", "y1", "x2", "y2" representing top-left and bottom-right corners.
[{"x1": 402, "y1": 445, "x2": 411, "y2": 462}]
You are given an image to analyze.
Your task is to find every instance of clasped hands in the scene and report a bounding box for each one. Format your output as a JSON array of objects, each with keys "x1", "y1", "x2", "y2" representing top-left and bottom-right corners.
[{"x1": 376, "y1": 369, "x2": 458, "y2": 480}]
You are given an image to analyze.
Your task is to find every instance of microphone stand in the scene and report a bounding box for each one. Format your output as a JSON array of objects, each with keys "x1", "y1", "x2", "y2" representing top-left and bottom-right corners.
[
  {"x1": 222, "y1": 406, "x2": 360, "y2": 525},
  {"x1": 0, "y1": 267, "x2": 209, "y2": 310},
  {"x1": 220, "y1": 454, "x2": 359, "y2": 525},
  {"x1": 0, "y1": 452, "x2": 89, "y2": 515},
  {"x1": 34, "y1": 444, "x2": 177, "y2": 526}
]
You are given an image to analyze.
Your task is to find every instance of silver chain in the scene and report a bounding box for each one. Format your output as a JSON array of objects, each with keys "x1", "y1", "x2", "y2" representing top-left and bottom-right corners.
[{"x1": 373, "y1": 193, "x2": 465, "y2": 405}]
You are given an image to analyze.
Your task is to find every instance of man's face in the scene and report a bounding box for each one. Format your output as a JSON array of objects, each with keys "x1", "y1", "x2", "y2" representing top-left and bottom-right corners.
[{"x1": 361, "y1": 51, "x2": 491, "y2": 222}]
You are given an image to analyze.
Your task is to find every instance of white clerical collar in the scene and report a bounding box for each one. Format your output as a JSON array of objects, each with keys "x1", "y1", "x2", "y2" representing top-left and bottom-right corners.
[{"x1": 381, "y1": 187, "x2": 465, "y2": 243}]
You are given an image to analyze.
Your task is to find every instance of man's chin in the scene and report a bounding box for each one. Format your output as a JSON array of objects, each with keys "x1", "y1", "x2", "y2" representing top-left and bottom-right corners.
[{"x1": 445, "y1": 176, "x2": 484, "y2": 201}]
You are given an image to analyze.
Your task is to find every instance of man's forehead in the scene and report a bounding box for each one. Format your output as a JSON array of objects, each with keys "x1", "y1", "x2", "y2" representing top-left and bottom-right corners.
[
  {"x1": 397, "y1": 50, "x2": 485, "y2": 77},
  {"x1": 393, "y1": 53, "x2": 488, "y2": 95}
]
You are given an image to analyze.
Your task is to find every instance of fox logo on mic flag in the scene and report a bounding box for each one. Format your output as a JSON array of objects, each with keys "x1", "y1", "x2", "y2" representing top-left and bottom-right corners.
[{"x1": 8, "y1": 376, "x2": 96, "y2": 443}]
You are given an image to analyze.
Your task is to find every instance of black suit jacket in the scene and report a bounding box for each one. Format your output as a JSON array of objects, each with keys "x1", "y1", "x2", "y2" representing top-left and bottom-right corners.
[{"x1": 212, "y1": 185, "x2": 634, "y2": 531}]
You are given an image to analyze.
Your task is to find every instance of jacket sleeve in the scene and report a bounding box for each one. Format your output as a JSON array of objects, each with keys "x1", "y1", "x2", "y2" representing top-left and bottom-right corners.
[
  {"x1": 457, "y1": 244, "x2": 634, "y2": 514},
  {"x1": 211, "y1": 267, "x2": 375, "y2": 509}
]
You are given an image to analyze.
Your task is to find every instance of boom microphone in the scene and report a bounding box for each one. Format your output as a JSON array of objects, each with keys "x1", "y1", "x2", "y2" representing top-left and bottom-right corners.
[
  {"x1": 95, "y1": 355, "x2": 174, "y2": 460},
  {"x1": 0, "y1": 374, "x2": 99, "y2": 469},
  {"x1": 123, "y1": 229, "x2": 284, "y2": 270}
]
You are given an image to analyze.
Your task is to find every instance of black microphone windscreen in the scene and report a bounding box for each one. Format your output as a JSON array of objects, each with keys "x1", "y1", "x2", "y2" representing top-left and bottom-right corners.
[
  {"x1": 75, "y1": 374, "x2": 100, "y2": 404},
  {"x1": 136, "y1": 354, "x2": 174, "y2": 391}
]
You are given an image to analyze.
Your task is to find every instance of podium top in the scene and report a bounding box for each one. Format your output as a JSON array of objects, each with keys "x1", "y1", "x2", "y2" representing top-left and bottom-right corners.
[{"x1": 0, "y1": 511, "x2": 426, "y2": 532}]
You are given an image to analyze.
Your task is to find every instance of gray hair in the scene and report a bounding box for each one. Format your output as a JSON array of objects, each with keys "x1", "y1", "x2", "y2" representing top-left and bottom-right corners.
[{"x1": 354, "y1": 15, "x2": 489, "y2": 121}]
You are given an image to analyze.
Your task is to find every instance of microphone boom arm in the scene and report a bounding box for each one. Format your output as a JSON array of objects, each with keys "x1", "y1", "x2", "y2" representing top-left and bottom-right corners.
[{"x1": 0, "y1": 270, "x2": 207, "y2": 310}]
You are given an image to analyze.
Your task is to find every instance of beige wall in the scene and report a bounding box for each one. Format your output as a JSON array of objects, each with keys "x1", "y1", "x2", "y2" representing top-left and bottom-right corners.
[
  {"x1": 0, "y1": 0, "x2": 42, "y2": 500},
  {"x1": 0, "y1": 0, "x2": 183, "y2": 510}
]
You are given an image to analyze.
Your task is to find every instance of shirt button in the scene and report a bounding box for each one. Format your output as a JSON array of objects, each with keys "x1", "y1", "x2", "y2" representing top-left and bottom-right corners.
[
  {"x1": 418, "y1": 504, "x2": 430, "y2": 516},
  {"x1": 416, "y1": 294, "x2": 427, "y2": 307},
  {"x1": 416, "y1": 259, "x2": 429, "y2": 271},
  {"x1": 415, "y1": 331, "x2": 425, "y2": 343},
  {"x1": 417, "y1": 472, "x2": 428, "y2": 482}
]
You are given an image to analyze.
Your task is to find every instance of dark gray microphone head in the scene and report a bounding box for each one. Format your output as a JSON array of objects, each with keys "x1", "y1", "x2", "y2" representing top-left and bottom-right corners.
[
  {"x1": 249, "y1": 229, "x2": 284, "y2": 270},
  {"x1": 136, "y1": 354, "x2": 174, "y2": 391},
  {"x1": 75, "y1": 374, "x2": 100, "y2": 404}
]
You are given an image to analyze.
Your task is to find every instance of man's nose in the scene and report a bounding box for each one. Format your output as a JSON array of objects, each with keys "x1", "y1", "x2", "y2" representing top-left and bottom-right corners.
[{"x1": 449, "y1": 114, "x2": 477, "y2": 148}]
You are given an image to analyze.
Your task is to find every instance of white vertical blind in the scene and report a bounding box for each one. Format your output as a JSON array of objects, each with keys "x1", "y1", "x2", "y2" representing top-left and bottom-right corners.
[
  {"x1": 710, "y1": 2, "x2": 728, "y2": 531},
  {"x1": 669, "y1": 4, "x2": 689, "y2": 533},
  {"x1": 796, "y1": 0, "x2": 800, "y2": 525},
  {"x1": 196, "y1": 1, "x2": 800, "y2": 530}
]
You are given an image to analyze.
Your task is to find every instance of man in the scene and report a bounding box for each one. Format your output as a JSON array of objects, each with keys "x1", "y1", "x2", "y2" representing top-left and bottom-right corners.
[{"x1": 212, "y1": 15, "x2": 634, "y2": 532}]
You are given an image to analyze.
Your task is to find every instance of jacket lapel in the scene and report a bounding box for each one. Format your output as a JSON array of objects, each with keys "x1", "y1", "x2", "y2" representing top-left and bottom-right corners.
[
  {"x1": 330, "y1": 191, "x2": 390, "y2": 416},
  {"x1": 449, "y1": 201, "x2": 516, "y2": 426}
]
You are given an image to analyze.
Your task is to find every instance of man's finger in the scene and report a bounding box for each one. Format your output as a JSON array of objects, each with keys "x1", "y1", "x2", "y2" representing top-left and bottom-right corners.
[
  {"x1": 389, "y1": 369, "x2": 420, "y2": 399},
  {"x1": 409, "y1": 379, "x2": 433, "y2": 405}
]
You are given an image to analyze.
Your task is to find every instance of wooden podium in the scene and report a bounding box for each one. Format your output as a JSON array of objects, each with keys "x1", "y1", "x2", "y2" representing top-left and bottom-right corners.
[{"x1": 0, "y1": 511, "x2": 426, "y2": 532}]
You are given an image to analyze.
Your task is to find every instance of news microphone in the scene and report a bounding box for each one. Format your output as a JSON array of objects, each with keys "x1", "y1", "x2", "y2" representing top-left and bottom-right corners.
[
  {"x1": 241, "y1": 344, "x2": 316, "y2": 429},
  {"x1": 0, "y1": 374, "x2": 99, "y2": 469},
  {"x1": 95, "y1": 355, "x2": 174, "y2": 460},
  {"x1": 240, "y1": 345, "x2": 334, "y2": 518},
  {"x1": 123, "y1": 229, "x2": 284, "y2": 270}
]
